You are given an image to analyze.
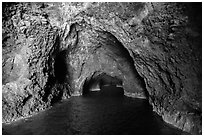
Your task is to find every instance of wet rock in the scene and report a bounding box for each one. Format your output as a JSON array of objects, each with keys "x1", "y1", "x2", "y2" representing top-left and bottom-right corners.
[{"x1": 2, "y1": 2, "x2": 201, "y2": 134}]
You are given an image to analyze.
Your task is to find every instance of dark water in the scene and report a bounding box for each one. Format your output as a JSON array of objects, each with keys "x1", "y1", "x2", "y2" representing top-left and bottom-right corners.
[{"x1": 2, "y1": 86, "x2": 186, "y2": 135}]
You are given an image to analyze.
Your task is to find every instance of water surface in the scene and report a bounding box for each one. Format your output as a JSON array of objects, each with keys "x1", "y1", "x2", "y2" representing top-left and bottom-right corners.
[{"x1": 2, "y1": 86, "x2": 186, "y2": 135}]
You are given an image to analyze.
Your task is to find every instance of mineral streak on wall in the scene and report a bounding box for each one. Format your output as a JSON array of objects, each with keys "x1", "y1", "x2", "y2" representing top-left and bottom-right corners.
[{"x1": 2, "y1": 2, "x2": 202, "y2": 134}]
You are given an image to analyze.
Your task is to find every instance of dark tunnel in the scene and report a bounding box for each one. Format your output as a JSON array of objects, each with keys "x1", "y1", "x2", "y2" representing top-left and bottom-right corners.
[
  {"x1": 82, "y1": 73, "x2": 124, "y2": 96},
  {"x1": 54, "y1": 50, "x2": 68, "y2": 84}
]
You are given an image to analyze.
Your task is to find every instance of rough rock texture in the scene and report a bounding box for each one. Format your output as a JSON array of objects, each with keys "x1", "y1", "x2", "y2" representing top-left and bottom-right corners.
[{"x1": 2, "y1": 2, "x2": 202, "y2": 134}]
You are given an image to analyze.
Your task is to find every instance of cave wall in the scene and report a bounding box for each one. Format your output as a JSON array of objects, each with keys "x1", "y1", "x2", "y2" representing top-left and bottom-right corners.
[{"x1": 2, "y1": 2, "x2": 202, "y2": 134}]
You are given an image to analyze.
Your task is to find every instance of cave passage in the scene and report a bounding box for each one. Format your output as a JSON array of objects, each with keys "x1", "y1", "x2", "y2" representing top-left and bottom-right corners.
[
  {"x1": 82, "y1": 73, "x2": 123, "y2": 95},
  {"x1": 55, "y1": 25, "x2": 149, "y2": 98}
]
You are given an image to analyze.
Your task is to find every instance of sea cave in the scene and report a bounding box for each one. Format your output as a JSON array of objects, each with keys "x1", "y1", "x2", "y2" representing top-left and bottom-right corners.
[{"x1": 2, "y1": 2, "x2": 202, "y2": 135}]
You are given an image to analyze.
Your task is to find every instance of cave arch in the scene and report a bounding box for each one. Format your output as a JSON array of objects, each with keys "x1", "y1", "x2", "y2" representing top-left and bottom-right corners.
[
  {"x1": 76, "y1": 29, "x2": 149, "y2": 99},
  {"x1": 54, "y1": 23, "x2": 149, "y2": 99},
  {"x1": 82, "y1": 72, "x2": 123, "y2": 95}
]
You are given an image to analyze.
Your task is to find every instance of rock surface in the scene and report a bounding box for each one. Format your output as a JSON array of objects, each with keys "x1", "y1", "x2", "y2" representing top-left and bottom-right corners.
[{"x1": 2, "y1": 2, "x2": 202, "y2": 134}]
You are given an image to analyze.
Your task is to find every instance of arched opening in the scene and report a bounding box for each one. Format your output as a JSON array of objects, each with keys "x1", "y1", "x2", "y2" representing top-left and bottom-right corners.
[
  {"x1": 82, "y1": 73, "x2": 124, "y2": 97},
  {"x1": 75, "y1": 29, "x2": 149, "y2": 99}
]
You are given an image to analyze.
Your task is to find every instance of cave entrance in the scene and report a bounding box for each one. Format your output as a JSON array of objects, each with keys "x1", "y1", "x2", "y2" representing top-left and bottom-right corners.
[{"x1": 82, "y1": 73, "x2": 123, "y2": 96}]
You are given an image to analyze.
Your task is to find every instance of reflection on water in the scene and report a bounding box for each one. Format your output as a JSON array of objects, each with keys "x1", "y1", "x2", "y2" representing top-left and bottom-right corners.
[{"x1": 2, "y1": 85, "x2": 186, "y2": 135}]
